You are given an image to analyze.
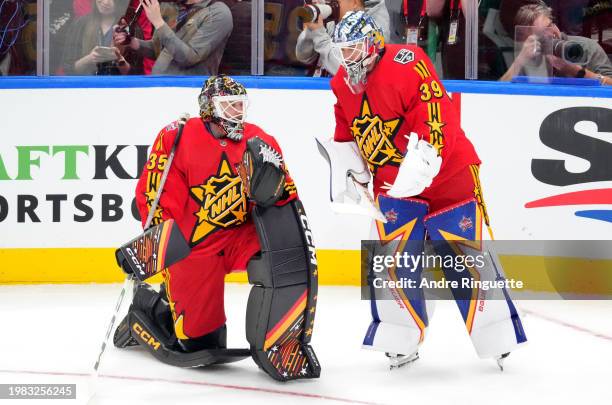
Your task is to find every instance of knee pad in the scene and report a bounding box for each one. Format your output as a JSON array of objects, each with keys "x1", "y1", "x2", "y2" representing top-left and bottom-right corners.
[
  {"x1": 424, "y1": 198, "x2": 485, "y2": 306},
  {"x1": 246, "y1": 199, "x2": 320, "y2": 381},
  {"x1": 424, "y1": 198, "x2": 482, "y2": 243},
  {"x1": 373, "y1": 194, "x2": 428, "y2": 242}
]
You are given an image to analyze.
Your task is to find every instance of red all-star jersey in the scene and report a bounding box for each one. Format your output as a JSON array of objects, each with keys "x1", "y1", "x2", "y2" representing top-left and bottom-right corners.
[
  {"x1": 332, "y1": 44, "x2": 480, "y2": 197},
  {"x1": 135, "y1": 117, "x2": 298, "y2": 255}
]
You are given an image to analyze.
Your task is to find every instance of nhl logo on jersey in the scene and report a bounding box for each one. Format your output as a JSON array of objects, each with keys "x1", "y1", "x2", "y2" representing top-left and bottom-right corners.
[
  {"x1": 350, "y1": 96, "x2": 403, "y2": 171},
  {"x1": 189, "y1": 153, "x2": 248, "y2": 246},
  {"x1": 393, "y1": 49, "x2": 414, "y2": 65}
]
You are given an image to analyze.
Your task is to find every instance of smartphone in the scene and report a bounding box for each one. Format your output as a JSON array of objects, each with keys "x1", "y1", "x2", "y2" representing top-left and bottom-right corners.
[{"x1": 94, "y1": 46, "x2": 118, "y2": 61}]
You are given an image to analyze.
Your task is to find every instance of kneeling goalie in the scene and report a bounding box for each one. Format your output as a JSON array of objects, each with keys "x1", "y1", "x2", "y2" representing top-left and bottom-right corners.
[{"x1": 113, "y1": 76, "x2": 320, "y2": 381}]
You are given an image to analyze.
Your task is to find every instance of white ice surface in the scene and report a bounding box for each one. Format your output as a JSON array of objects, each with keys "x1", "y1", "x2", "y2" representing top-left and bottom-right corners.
[{"x1": 0, "y1": 284, "x2": 611, "y2": 405}]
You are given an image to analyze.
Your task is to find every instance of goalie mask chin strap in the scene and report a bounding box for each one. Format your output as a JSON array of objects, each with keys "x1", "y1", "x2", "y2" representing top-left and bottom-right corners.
[
  {"x1": 203, "y1": 120, "x2": 230, "y2": 140},
  {"x1": 204, "y1": 119, "x2": 243, "y2": 142}
]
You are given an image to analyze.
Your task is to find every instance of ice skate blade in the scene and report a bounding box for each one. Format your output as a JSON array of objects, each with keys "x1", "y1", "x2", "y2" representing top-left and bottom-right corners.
[
  {"x1": 496, "y1": 352, "x2": 510, "y2": 371},
  {"x1": 387, "y1": 352, "x2": 419, "y2": 370}
]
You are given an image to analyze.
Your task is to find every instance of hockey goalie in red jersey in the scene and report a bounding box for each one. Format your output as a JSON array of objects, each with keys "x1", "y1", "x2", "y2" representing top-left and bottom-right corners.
[
  {"x1": 113, "y1": 76, "x2": 320, "y2": 382},
  {"x1": 317, "y1": 11, "x2": 526, "y2": 370}
]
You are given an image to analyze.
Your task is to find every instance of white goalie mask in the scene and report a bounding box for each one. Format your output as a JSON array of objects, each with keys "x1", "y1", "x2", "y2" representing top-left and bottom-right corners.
[
  {"x1": 332, "y1": 11, "x2": 385, "y2": 94},
  {"x1": 212, "y1": 94, "x2": 249, "y2": 126},
  {"x1": 331, "y1": 36, "x2": 379, "y2": 94}
]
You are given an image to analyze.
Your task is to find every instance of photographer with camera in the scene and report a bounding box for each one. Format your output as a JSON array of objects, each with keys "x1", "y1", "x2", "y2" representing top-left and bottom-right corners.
[
  {"x1": 500, "y1": 2, "x2": 612, "y2": 84},
  {"x1": 113, "y1": 0, "x2": 232, "y2": 75},
  {"x1": 295, "y1": 0, "x2": 390, "y2": 76}
]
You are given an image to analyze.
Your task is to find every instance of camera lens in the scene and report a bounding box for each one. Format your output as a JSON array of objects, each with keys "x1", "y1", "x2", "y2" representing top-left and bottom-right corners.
[
  {"x1": 297, "y1": 5, "x2": 318, "y2": 24},
  {"x1": 552, "y1": 39, "x2": 584, "y2": 63},
  {"x1": 564, "y1": 42, "x2": 584, "y2": 63}
]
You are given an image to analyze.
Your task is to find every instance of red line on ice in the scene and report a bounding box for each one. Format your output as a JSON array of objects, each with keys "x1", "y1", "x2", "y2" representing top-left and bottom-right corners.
[
  {"x1": 0, "y1": 369, "x2": 380, "y2": 405},
  {"x1": 522, "y1": 309, "x2": 612, "y2": 342}
]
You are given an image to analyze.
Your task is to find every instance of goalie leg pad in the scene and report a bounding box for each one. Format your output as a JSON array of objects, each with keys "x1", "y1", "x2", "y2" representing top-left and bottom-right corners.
[
  {"x1": 246, "y1": 200, "x2": 320, "y2": 381},
  {"x1": 127, "y1": 310, "x2": 250, "y2": 367},
  {"x1": 364, "y1": 194, "x2": 430, "y2": 354},
  {"x1": 424, "y1": 198, "x2": 527, "y2": 358},
  {"x1": 114, "y1": 284, "x2": 250, "y2": 367}
]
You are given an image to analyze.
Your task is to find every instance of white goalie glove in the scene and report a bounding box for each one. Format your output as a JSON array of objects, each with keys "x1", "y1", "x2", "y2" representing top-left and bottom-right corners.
[
  {"x1": 386, "y1": 133, "x2": 442, "y2": 198},
  {"x1": 316, "y1": 138, "x2": 386, "y2": 223}
]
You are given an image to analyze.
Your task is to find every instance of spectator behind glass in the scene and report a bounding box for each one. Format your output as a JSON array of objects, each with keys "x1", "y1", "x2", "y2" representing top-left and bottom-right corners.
[
  {"x1": 500, "y1": 2, "x2": 612, "y2": 83},
  {"x1": 499, "y1": 0, "x2": 541, "y2": 35},
  {"x1": 386, "y1": 0, "x2": 444, "y2": 46},
  {"x1": 62, "y1": 0, "x2": 142, "y2": 75},
  {"x1": 114, "y1": 0, "x2": 232, "y2": 75},
  {"x1": 295, "y1": 0, "x2": 390, "y2": 76},
  {"x1": 385, "y1": 0, "x2": 479, "y2": 79},
  {"x1": 499, "y1": 0, "x2": 596, "y2": 38},
  {"x1": 112, "y1": 0, "x2": 156, "y2": 74},
  {"x1": 426, "y1": 0, "x2": 467, "y2": 79}
]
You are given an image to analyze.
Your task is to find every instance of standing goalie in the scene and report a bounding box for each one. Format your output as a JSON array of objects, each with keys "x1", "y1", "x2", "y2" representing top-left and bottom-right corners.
[{"x1": 318, "y1": 11, "x2": 526, "y2": 370}]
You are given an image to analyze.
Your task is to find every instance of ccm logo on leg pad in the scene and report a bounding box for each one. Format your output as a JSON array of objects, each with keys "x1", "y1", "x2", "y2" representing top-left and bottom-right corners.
[{"x1": 133, "y1": 322, "x2": 161, "y2": 351}]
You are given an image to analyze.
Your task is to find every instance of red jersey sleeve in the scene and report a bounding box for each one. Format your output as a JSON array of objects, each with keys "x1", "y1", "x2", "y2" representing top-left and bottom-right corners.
[
  {"x1": 135, "y1": 122, "x2": 189, "y2": 228},
  {"x1": 401, "y1": 47, "x2": 458, "y2": 163},
  {"x1": 332, "y1": 76, "x2": 353, "y2": 142}
]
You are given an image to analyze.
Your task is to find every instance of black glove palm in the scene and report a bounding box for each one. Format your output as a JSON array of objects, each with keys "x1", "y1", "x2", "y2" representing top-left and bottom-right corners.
[{"x1": 237, "y1": 137, "x2": 286, "y2": 207}]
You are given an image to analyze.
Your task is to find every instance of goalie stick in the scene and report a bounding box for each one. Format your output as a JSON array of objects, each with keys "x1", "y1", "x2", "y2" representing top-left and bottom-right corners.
[{"x1": 92, "y1": 113, "x2": 190, "y2": 378}]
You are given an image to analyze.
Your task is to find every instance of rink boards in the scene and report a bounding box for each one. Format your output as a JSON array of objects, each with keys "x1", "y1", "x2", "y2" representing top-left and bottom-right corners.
[{"x1": 0, "y1": 77, "x2": 610, "y2": 290}]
